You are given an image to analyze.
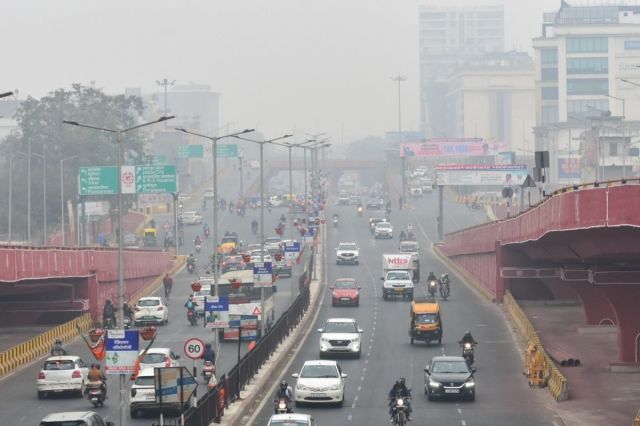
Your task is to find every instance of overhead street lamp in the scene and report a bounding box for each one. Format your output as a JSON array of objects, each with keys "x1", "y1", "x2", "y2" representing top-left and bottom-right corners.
[
  {"x1": 156, "y1": 79, "x2": 175, "y2": 128},
  {"x1": 0, "y1": 91, "x2": 13, "y2": 99},
  {"x1": 233, "y1": 133, "x2": 293, "y2": 337},
  {"x1": 63, "y1": 114, "x2": 173, "y2": 426},
  {"x1": 174, "y1": 127, "x2": 254, "y2": 303}
]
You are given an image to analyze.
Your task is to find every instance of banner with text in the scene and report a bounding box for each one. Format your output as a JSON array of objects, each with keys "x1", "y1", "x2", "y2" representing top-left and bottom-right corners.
[
  {"x1": 400, "y1": 139, "x2": 508, "y2": 158},
  {"x1": 557, "y1": 157, "x2": 581, "y2": 181},
  {"x1": 436, "y1": 164, "x2": 528, "y2": 186}
]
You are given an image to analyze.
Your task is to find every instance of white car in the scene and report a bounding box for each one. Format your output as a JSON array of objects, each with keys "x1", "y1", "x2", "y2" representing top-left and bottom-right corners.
[
  {"x1": 134, "y1": 296, "x2": 169, "y2": 325},
  {"x1": 318, "y1": 318, "x2": 363, "y2": 358},
  {"x1": 138, "y1": 348, "x2": 181, "y2": 370},
  {"x1": 130, "y1": 367, "x2": 183, "y2": 418},
  {"x1": 335, "y1": 242, "x2": 360, "y2": 265},
  {"x1": 409, "y1": 186, "x2": 423, "y2": 197},
  {"x1": 40, "y1": 411, "x2": 114, "y2": 426},
  {"x1": 374, "y1": 222, "x2": 393, "y2": 239},
  {"x1": 292, "y1": 360, "x2": 347, "y2": 406},
  {"x1": 268, "y1": 413, "x2": 316, "y2": 425},
  {"x1": 180, "y1": 211, "x2": 203, "y2": 225},
  {"x1": 37, "y1": 356, "x2": 89, "y2": 399},
  {"x1": 265, "y1": 236, "x2": 283, "y2": 252},
  {"x1": 249, "y1": 249, "x2": 272, "y2": 263}
]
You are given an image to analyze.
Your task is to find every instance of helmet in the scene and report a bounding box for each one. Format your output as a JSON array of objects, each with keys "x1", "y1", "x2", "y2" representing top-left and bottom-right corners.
[
  {"x1": 205, "y1": 343, "x2": 211, "y2": 349},
  {"x1": 464, "y1": 330, "x2": 471, "y2": 336},
  {"x1": 55, "y1": 338, "x2": 62, "y2": 344},
  {"x1": 280, "y1": 381, "x2": 288, "y2": 390},
  {"x1": 105, "y1": 299, "x2": 112, "y2": 304},
  {"x1": 399, "y1": 377, "x2": 406, "y2": 387}
]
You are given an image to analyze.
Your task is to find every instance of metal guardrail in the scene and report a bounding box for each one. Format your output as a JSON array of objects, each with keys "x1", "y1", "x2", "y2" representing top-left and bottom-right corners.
[
  {"x1": 0, "y1": 313, "x2": 93, "y2": 377},
  {"x1": 181, "y1": 252, "x2": 313, "y2": 424},
  {"x1": 633, "y1": 408, "x2": 640, "y2": 426},
  {"x1": 504, "y1": 291, "x2": 569, "y2": 401}
]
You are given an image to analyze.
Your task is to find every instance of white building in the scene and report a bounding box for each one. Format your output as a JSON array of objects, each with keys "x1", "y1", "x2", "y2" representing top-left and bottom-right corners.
[
  {"x1": 444, "y1": 51, "x2": 536, "y2": 154},
  {"x1": 419, "y1": 3, "x2": 504, "y2": 137},
  {"x1": 533, "y1": 1, "x2": 640, "y2": 183}
]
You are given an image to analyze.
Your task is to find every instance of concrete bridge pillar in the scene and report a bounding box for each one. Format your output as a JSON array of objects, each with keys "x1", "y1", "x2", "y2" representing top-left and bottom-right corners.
[
  {"x1": 598, "y1": 285, "x2": 640, "y2": 364},
  {"x1": 572, "y1": 283, "x2": 616, "y2": 326}
]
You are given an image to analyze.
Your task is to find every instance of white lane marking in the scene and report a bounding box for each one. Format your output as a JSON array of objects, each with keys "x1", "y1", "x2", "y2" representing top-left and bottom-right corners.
[
  {"x1": 461, "y1": 421, "x2": 467, "y2": 426},
  {"x1": 348, "y1": 414, "x2": 353, "y2": 421},
  {"x1": 552, "y1": 422, "x2": 560, "y2": 426},
  {"x1": 352, "y1": 402, "x2": 357, "y2": 408},
  {"x1": 357, "y1": 385, "x2": 362, "y2": 391},
  {"x1": 354, "y1": 395, "x2": 359, "y2": 401},
  {"x1": 457, "y1": 408, "x2": 462, "y2": 414}
]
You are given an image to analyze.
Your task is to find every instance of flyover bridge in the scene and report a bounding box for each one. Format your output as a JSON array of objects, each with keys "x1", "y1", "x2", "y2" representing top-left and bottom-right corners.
[
  {"x1": 441, "y1": 181, "x2": 640, "y2": 363},
  {"x1": 0, "y1": 246, "x2": 172, "y2": 325}
]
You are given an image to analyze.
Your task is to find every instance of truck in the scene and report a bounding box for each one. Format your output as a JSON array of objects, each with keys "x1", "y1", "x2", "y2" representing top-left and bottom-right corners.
[
  {"x1": 381, "y1": 254, "x2": 414, "y2": 300},
  {"x1": 398, "y1": 240, "x2": 420, "y2": 282}
]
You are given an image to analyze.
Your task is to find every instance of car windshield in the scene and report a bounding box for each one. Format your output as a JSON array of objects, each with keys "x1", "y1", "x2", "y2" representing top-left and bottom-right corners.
[
  {"x1": 335, "y1": 280, "x2": 356, "y2": 289},
  {"x1": 387, "y1": 271, "x2": 410, "y2": 280},
  {"x1": 324, "y1": 321, "x2": 358, "y2": 333},
  {"x1": 135, "y1": 376, "x2": 156, "y2": 387},
  {"x1": 138, "y1": 299, "x2": 160, "y2": 307},
  {"x1": 40, "y1": 421, "x2": 88, "y2": 426},
  {"x1": 401, "y1": 243, "x2": 418, "y2": 251},
  {"x1": 377, "y1": 223, "x2": 391, "y2": 229},
  {"x1": 300, "y1": 364, "x2": 339, "y2": 378},
  {"x1": 44, "y1": 360, "x2": 75, "y2": 370},
  {"x1": 415, "y1": 313, "x2": 437, "y2": 324},
  {"x1": 269, "y1": 421, "x2": 309, "y2": 426},
  {"x1": 141, "y1": 353, "x2": 167, "y2": 364},
  {"x1": 432, "y1": 361, "x2": 470, "y2": 374},
  {"x1": 222, "y1": 237, "x2": 238, "y2": 244},
  {"x1": 266, "y1": 238, "x2": 281, "y2": 244},
  {"x1": 339, "y1": 244, "x2": 357, "y2": 251}
]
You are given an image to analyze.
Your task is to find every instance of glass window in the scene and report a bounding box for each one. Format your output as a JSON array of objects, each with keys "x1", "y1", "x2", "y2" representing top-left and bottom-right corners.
[
  {"x1": 567, "y1": 79, "x2": 608, "y2": 95},
  {"x1": 541, "y1": 106, "x2": 559, "y2": 124},
  {"x1": 540, "y1": 48, "x2": 557, "y2": 65},
  {"x1": 609, "y1": 143, "x2": 618, "y2": 156},
  {"x1": 566, "y1": 37, "x2": 608, "y2": 53},
  {"x1": 624, "y1": 40, "x2": 640, "y2": 50},
  {"x1": 567, "y1": 57, "x2": 608, "y2": 74},
  {"x1": 541, "y1": 87, "x2": 559, "y2": 100},
  {"x1": 567, "y1": 99, "x2": 609, "y2": 119},
  {"x1": 323, "y1": 321, "x2": 358, "y2": 333},
  {"x1": 541, "y1": 68, "x2": 558, "y2": 81}
]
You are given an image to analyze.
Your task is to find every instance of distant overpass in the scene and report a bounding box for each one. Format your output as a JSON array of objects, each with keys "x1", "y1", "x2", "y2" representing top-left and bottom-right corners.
[{"x1": 441, "y1": 180, "x2": 640, "y2": 363}]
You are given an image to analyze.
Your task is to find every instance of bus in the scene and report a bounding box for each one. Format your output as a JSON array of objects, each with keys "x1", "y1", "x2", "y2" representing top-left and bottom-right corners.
[{"x1": 192, "y1": 269, "x2": 275, "y2": 340}]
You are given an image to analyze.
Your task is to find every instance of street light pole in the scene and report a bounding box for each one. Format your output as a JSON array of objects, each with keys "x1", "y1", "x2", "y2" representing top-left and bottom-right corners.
[
  {"x1": 392, "y1": 75, "x2": 407, "y2": 204},
  {"x1": 238, "y1": 150, "x2": 244, "y2": 196},
  {"x1": 63, "y1": 115, "x2": 173, "y2": 426},
  {"x1": 156, "y1": 79, "x2": 175, "y2": 128},
  {"x1": 233, "y1": 134, "x2": 293, "y2": 337},
  {"x1": 27, "y1": 137, "x2": 31, "y2": 242},
  {"x1": 43, "y1": 142, "x2": 55, "y2": 245},
  {"x1": 60, "y1": 156, "x2": 77, "y2": 246},
  {"x1": 8, "y1": 142, "x2": 13, "y2": 242}
]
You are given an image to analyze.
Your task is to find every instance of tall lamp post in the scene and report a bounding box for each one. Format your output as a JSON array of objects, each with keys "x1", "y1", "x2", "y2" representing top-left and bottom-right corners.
[
  {"x1": 2, "y1": 92, "x2": 14, "y2": 241},
  {"x1": 233, "y1": 133, "x2": 293, "y2": 337},
  {"x1": 156, "y1": 79, "x2": 175, "y2": 128},
  {"x1": 63, "y1": 115, "x2": 173, "y2": 426},
  {"x1": 60, "y1": 155, "x2": 77, "y2": 246},
  {"x1": 42, "y1": 142, "x2": 55, "y2": 244},
  {"x1": 174, "y1": 128, "x2": 254, "y2": 303},
  {"x1": 392, "y1": 75, "x2": 407, "y2": 204}
]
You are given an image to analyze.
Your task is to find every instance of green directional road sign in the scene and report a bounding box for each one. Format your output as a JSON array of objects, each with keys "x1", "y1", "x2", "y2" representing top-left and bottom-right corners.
[
  {"x1": 152, "y1": 154, "x2": 168, "y2": 165},
  {"x1": 79, "y1": 166, "x2": 119, "y2": 195},
  {"x1": 177, "y1": 144, "x2": 205, "y2": 158},
  {"x1": 134, "y1": 165, "x2": 177, "y2": 194},
  {"x1": 217, "y1": 144, "x2": 238, "y2": 158}
]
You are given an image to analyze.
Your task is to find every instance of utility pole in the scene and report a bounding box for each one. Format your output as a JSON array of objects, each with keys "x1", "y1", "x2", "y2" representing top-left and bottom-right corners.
[
  {"x1": 392, "y1": 75, "x2": 407, "y2": 204},
  {"x1": 156, "y1": 79, "x2": 176, "y2": 128}
]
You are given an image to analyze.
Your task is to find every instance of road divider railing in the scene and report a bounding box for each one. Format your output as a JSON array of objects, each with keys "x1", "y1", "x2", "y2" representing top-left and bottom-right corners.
[
  {"x1": 0, "y1": 313, "x2": 92, "y2": 378},
  {"x1": 504, "y1": 291, "x2": 569, "y2": 401},
  {"x1": 181, "y1": 250, "x2": 315, "y2": 425}
]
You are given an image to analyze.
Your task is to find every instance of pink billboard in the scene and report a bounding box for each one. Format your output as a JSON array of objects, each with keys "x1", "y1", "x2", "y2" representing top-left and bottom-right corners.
[{"x1": 400, "y1": 139, "x2": 508, "y2": 158}]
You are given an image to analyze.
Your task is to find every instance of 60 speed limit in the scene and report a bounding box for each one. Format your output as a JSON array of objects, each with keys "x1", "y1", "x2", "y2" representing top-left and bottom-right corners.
[{"x1": 183, "y1": 337, "x2": 205, "y2": 360}]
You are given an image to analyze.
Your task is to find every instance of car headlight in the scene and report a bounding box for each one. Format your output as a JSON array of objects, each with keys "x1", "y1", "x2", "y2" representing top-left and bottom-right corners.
[
  {"x1": 465, "y1": 379, "x2": 475, "y2": 388},
  {"x1": 429, "y1": 379, "x2": 442, "y2": 388},
  {"x1": 351, "y1": 337, "x2": 360, "y2": 343},
  {"x1": 296, "y1": 383, "x2": 307, "y2": 391},
  {"x1": 321, "y1": 338, "x2": 329, "y2": 343},
  {"x1": 330, "y1": 383, "x2": 341, "y2": 390}
]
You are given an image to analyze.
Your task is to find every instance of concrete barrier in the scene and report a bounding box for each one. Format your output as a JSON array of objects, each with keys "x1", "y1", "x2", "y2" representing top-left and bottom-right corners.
[{"x1": 0, "y1": 313, "x2": 92, "y2": 378}]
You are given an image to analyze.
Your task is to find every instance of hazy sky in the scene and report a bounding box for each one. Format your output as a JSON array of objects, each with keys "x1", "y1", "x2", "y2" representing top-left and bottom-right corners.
[{"x1": 3, "y1": 0, "x2": 558, "y2": 142}]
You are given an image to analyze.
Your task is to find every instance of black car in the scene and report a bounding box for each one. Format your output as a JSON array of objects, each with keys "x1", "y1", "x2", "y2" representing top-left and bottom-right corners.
[
  {"x1": 424, "y1": 356, "x2": 476, "y2": 401},
  {"x1": 366, "y1": 197, "x2": 383, "y2": 209}
]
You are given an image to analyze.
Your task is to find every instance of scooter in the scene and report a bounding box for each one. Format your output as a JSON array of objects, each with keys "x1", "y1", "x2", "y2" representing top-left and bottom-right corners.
[
  {"x1": 195, "y1": 244, "x2": 202, "y2": 254},
  {"x1": 428, "y1": 280, "x2": 438, "y2": 298},
  {"x1": 274, "y1": 398, "x2": 293, "y2": 415},
  {"x1": 187, "y1": 309, "x2": 198, "y2": 326},
  {"x1": 187, "y1": 263, "x2": 196, "y2": 274},
  {"x1": 462, "y1": 342, "x2": 475, "y2": 366},
  {"x1": 333, "y1": 217, "x2": 338, "y2": 227},
  {"x1": 87, "y1": 382, "x2": 105, "y2": 407}
]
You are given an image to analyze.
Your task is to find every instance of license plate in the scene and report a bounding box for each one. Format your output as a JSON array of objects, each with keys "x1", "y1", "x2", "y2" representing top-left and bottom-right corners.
[
  {"x1": 444, "y1": 389, "x2": 459, "y2": 394},
  {"x1": 340, "y1": 298, "x2": 351, "y2": 301},
  {"x1": 311, "y1": 393, "x2": 326, "y2": 398},
  {"x1": 395, "y1": 288, "x2": 404, "y2": 292}
]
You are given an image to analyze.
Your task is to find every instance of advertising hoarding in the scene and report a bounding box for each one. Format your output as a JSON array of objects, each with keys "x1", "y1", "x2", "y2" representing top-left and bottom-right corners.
[
  {"x1": 400, "y1": 139, "x2": 508, "y2": 158},
  {"x1": 436, "y1": 164, "x2": 528, "y2": 186},
  {"x1": 557, "y1": 157, "x2": 581, "y2": 180}
]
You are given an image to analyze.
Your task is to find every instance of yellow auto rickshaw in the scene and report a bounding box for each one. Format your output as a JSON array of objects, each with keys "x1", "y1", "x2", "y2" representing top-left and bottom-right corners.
[
  {"x1": 409, "y1": 297, "x2": 442, "y2": 346},
  {"x1": 143, "y1": 228, "x2": 157, "y2": 247}
]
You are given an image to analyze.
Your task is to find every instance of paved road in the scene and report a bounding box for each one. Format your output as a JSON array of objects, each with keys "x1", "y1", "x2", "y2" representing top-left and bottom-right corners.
[
  {"x1": 0, "y1": 171, "x2": 304, "y2": 425},
  {"x1": 252, "y1": 178, "x2": 564, "y2": 425}
]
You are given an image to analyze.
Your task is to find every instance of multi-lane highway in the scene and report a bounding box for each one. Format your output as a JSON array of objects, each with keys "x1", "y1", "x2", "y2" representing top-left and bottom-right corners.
[
  {"x1": 252, "y1": 175, "x2": 565, "y2": 426},
  {"x1": 0, "y1": 170, "x2": 304, "y2": 425}
]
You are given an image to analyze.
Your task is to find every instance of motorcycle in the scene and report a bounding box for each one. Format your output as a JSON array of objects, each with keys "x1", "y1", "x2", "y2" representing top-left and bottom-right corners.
[
  {"x1": 123, "y1": 316, "x2": 132, "y2": 330},
  {"x1": 333, "y1": 217, "x2": 338, "y2": 227},
  {"x1": 357, "y1": 206, "x2": 363, "y2": 216},
  {"x1": 195, "y1": 244, "x2": 202, "y2": 254},
  {"x1": 428, "y1": 280, "x2": 438, "y2": 297},
  {"x1": 202, "y1": 361, "x2": 216, "y2": 382},
  {"x1": 462, "y1": 342, "x2": 475, "y2": 366},
  {"x1": 439, "y1": 281, "x2": 450, "y2": 301},
  {"x1": 390, "y1": 396, "x2": 409, "y2": 425},
  {"x1": 274, "y1": 398, "x2": 293, "y2": 415},
  {"x1": 187, "y1": 262, "x2": 196, "y2": 274},
  {"x1": 104, "y1": 316, "x2": 115, "y2": 329},
  {"x1": 87, "y1": 381, "x2": 105, "y2": 407},
  {"x1": 204, "y1": 228, "x2": 210, "y2": 238},
  {"x1": 187, "y1": 309, "x2": 198, "y2": 326}
]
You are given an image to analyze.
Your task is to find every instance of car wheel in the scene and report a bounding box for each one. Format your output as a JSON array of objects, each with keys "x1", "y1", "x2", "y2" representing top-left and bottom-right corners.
[
  {"x1": 427, "y1": 390, "x2": 434, "y2": 401},
  {"x1": 355, "y1": 351, "x2": 361, "y2": 359},
  {"x1": 37, "y1": 391, "x2": 46, "y2": 399},
  {"x1": 338, "y1": 392, "x2": 345, "y2": 407},
  {"x1": 468, "y1": 391, "x2": 475, "y2": 402},
  {"x1": 294, "y1": 401, "x2": 301, "y2": 408},
  {"x1": 410, "y1": 337, "x2": 414, "y2": 345},
  {"x1": 332, "y1": 301, "x2": 336, "y2": 307},
  {"x1": 164, "y1": 317, "x2": 169, "y2": 325},
  {"x1": 355, "y1": 301, "x2": 359, "y2": 307},
  {"x1": 437, "y1": 338, "x2": 442, "y2": 345},
  {"x1": 130, "y1": 409, "x2": 138, "y2": 419}
]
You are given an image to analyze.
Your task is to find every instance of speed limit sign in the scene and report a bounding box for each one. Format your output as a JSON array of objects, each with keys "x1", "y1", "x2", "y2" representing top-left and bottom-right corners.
[{"x1": 184, "y1": 337, "x2": 205, "y2": 360}]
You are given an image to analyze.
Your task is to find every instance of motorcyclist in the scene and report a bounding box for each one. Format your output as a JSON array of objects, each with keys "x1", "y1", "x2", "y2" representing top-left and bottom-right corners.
[
  {"x1": 50, "y1": 338, "x2": 67, "y2": 356},
  {"x1": 184, "y1": 295, "x2": 198, "y2": 313},
  {"x1": 201, "y1": 343, "x2": 216, "y2": 365},
  {"x1": 273, "y1": 380, "x2": 294, "y2": 414},
  {"x1": 388, "y1": 377, "x2": 412, "y2": 421},
  {"x1": 123, "y1": 302, "x2": 135, "y2": 322},
  {"x1": 427, "y1": 271, "x2": 437, "y2": 283},
  {"x1": 459, "y1": 330, "x2": 478, "y2": 346},
  {"x1": 251, "y1": 219, "x2": 258, "y2": 234},
  {"x1": 438, "y1": 273, "x2": 450, "y2": 291},
  {"x1": 102, "y1": 300, "x2": 116, "y2": 328},
  {"x1": 399, "y1": 230, "x2": 407, "y2": 241},
  {"x1": 87, "y1": 363, "x2": 107, "y2": 397},
  {"x1": 203, "y1": 223, "x2": 210, "y2": 237},
  {"x1": 187, "y1": 253, "x2": 196, "y2": 267},
  {"x1": 194, "y1": 235, "x2": 202, "y2": 246}
]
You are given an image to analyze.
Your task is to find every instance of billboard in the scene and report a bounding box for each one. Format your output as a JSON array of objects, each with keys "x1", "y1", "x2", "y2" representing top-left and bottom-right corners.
[
  {"x1": 436, "y1": 164, "x2": 528, "y2": 186},
  {"x1": 557, "y1": 157, "x2": 581, "y2": 180},
  {"x1": 400, "y1": 139, "x2": 508, "y2": 158}
]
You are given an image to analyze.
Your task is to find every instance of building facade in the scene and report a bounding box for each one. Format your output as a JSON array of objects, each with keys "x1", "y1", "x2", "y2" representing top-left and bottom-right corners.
[
  {"x1": 533, "y1": 2, "x2": 640, "y2": 184},
  {"x1": 419, "y1": 3, "x2": 504, "y2": 137},
  {"x1": 445, "y1": 51, "x2": 536, "y2": 155}
]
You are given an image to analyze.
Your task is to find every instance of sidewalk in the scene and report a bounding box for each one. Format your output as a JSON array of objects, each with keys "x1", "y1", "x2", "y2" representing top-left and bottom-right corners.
[{"x1": 522, "y1": 303, "x2": 640, "y2": 426}]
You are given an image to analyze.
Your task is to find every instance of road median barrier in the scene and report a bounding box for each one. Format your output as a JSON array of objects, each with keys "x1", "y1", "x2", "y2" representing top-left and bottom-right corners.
[{"x1": 0, "y1": 313, "x2": 93, "y2": 378}]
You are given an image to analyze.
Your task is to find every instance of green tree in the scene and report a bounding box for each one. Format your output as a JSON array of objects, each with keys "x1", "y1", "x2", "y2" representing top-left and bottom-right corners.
[{"x1": 0, "y1": 84, "x2": 149, "y2": 243}]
